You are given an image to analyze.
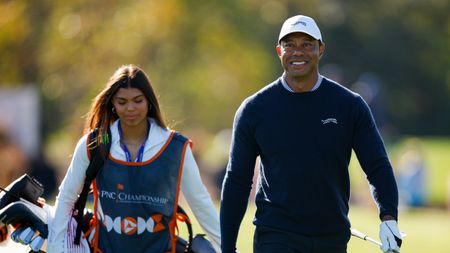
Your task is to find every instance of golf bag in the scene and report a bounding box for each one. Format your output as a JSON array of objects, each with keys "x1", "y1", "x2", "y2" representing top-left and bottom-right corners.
[
  {"x1": 175, "y1": 206, "x2": 216, "y2": 253},
  {"x1": 0, "y1": 174, "x2": 51, "y2": 252}
]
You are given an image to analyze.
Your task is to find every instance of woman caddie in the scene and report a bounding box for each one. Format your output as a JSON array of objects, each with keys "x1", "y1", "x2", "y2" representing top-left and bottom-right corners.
[{"x1": 43, "y1": 65, "x2": 220, "y2": 253}]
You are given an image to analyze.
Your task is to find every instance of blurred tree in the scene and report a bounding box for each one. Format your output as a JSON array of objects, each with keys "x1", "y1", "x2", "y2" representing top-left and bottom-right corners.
[
  {"x1": 0, "y1": 0, "x2": 448, "y2": 164},
  {"x1": 0, "y1": 1, "x2": 49, "y2": 85},
  {"x1": 316, "y1": 0, "x2": 450, "y2": 135}
]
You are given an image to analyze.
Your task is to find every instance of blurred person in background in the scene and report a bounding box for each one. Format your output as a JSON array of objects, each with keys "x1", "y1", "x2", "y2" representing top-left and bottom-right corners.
[
  {"x1": 44, "y1": 64, "x2": 220, "y2": 252},
  {"x1": 0, "y1": 127, "x2": 28, "y2": 188},
  {"x1": 220, "y1": 15, "x2": 402, "y2": 253},
  {"x1": 28, "y1": 150, "x2": 58, "y2": 199},
  {"x1": 0, "y1": 127, "x2": 29, "y2": 250},
  {"x1": 397, "y1": 138, "x2": 427, "y2": 208}
]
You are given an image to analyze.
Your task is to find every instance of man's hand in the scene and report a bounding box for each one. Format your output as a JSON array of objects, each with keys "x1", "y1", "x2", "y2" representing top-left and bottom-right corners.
[{"x1": 379, "y1": 220, "x2": 402, "y2": 253}]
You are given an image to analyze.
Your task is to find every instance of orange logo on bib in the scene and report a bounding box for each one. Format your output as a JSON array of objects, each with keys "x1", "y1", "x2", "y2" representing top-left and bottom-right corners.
[
  {"x1": 121, "y1": 217, "x2": 137, "y2": 235},
  {"x1": 105, "y1": 215, "x2": 166, "y2": 235}
]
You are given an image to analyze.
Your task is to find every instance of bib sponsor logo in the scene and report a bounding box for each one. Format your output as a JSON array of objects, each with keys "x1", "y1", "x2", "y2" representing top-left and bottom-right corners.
[
  {"x1": 100, "y1": 190, "x2": 169, "y2": 206},
  {"x1": 104, "y1": 214, "x2": 166, "y2": 235}
]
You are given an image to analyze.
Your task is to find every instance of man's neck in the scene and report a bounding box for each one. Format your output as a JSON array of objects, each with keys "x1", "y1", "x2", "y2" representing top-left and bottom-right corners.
[{"x1": 284, "y1": 73, "x2": 319, "y2": 92}]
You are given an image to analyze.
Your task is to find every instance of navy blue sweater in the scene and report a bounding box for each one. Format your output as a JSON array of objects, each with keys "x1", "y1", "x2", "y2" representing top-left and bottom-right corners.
[{"x1": 220, "y1": 77, "x2": 398, "y2": 252}]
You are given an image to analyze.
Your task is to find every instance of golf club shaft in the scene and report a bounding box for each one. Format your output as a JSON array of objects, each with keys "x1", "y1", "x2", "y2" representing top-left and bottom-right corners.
[{"x1": 351, "y1": 228, "x2": 381, "y2": 246}]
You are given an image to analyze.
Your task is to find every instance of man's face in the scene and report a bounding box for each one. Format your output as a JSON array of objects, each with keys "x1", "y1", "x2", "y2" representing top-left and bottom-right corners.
[{"x1": 276, "y1": 33, "x2": 325, "y2": 80}]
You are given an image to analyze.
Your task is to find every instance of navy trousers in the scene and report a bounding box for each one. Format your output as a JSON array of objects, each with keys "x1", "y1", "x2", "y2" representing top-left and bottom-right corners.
[{"x1": 253, "y1": 226, "x2": 350, "y2": 253}]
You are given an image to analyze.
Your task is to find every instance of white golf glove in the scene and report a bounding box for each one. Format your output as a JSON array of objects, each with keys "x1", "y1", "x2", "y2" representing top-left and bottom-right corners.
[{"x1": 379, "y1": 220, "x2": 402, "y2": 253}]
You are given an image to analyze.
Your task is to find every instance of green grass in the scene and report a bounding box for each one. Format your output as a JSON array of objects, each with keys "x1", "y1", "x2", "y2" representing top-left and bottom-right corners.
[
  {"x1": 181, "y1": 203, "x2": 450, "y2": 253},
  {"x1": 348, "y1": 206, "x2": 450, "y2": 253}
]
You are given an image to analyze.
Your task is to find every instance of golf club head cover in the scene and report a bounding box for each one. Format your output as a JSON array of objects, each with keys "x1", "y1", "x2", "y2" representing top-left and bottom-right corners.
[
  {"x1": 11, "y1": 226, "x2": 36, "y2": 244},
  {"x1": 0, "y1": 200, "x2": 48, "y2": 238},
  {"x1": 2, "y1": 205, "x2": 91, "y2": 253},
  {"x1": 191, "y1": 234, "x2": 217, "y2": 253},
  {"x1": 0, "y1": 174, "x2": 44, "y2": 209},
  {"x1": 379, "y1": 220, "x2": 402, "y2": 253}
]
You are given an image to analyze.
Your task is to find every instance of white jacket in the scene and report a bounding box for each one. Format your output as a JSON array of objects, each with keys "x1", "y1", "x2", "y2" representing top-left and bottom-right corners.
[{"x1": 47, "y1": 119, "x2": 220, "y2": 252}]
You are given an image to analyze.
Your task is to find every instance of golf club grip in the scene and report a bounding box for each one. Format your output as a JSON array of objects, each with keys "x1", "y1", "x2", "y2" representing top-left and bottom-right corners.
[
  {"x1": 350, "y1": 228, "x2": 381, "y2": 246},
  {"x1": 350, "y1": 228, "x2": 366, "y2": 239}
]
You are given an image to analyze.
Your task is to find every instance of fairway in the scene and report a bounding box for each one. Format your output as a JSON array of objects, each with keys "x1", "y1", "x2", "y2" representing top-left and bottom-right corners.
[
  {"x1": 348, "y1": 206, "x2": 450, "y2": 253},
  {"x1": 180, "y1": 203, "x2": 450, "y2": 253}
]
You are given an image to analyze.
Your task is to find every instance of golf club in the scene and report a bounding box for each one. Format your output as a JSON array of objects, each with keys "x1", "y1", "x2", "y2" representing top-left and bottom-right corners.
[
  {"x1": 351, "y1": 228, "x2": 407, "y2": 247},
  {"x1": 351, "y1": 228, "x2": 381, "y2": 246}
]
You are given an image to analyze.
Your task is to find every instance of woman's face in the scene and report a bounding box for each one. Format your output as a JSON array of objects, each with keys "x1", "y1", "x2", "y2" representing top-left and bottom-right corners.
[{"x1": 112, "y1": 87, "x2": 149, "y2": 127}]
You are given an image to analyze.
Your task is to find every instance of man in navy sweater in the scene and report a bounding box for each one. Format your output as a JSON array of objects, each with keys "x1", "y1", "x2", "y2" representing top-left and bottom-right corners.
[{"x1": 220, "y1": 15, "x2": 402, "y2": 253}]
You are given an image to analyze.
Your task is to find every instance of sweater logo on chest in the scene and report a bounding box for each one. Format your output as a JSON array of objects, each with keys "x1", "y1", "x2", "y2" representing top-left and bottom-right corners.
[{"x1": 321, "y1": 118, "x2": 338, "y2": 124}]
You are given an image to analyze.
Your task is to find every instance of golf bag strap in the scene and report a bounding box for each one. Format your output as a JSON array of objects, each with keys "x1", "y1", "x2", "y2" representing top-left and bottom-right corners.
[
  {"x1": 73, "y1": 128, "x2": 111, "y2": 245},
  {"x1": 176, "y1": 205, "x2": 193, "y2": 253}
]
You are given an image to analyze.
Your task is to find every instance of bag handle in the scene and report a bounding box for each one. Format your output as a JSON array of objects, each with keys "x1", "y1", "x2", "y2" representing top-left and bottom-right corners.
[{"x1": 176, "y1": 205, "x2": 193, "y2": 253}]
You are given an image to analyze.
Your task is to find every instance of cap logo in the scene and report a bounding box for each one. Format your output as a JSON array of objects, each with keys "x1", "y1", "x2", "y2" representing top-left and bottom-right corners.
[{"x1": 292, "y1": 21, "x2": 307, "y2": 27}]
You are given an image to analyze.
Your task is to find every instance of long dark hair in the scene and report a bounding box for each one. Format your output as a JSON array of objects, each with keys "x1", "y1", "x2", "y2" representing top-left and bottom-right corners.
[{"x1": 84, "y1": 64, "x2": 166, "y2": 148}]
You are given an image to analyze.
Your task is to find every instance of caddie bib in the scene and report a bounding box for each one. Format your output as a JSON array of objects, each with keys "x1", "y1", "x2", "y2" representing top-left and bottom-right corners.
[{"x1": 94, "y1": 131, "x2": 189, "y2": 253}]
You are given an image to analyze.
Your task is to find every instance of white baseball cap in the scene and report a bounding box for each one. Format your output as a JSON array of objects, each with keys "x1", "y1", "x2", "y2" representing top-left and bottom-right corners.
[{"x1": 278, "y1": 15, "x2": 322, "y2": 43}]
